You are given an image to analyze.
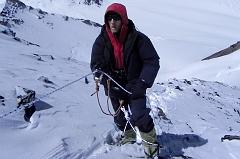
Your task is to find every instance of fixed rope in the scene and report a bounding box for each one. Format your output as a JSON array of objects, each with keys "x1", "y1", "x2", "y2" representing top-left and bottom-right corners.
[
  {"x1": 0, "y1": 69, "x2": 157, "y2": 146},
  {"x1": 0, "y1": 71, "x2": 95, "y2": 119}
]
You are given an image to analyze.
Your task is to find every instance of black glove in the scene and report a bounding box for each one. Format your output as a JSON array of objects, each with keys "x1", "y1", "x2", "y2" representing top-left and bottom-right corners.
[
  {"x1": 130, "y1": 79, "x2": 147, "y2": 99},
  {"x1": 93, "y1": 69, "x2": 103, "y2": 81}
]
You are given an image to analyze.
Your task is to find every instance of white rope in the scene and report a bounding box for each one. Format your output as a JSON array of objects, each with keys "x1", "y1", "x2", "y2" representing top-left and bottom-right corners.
[{"x1": 121, "y1": 107, "x2": 158, "y2": 146}]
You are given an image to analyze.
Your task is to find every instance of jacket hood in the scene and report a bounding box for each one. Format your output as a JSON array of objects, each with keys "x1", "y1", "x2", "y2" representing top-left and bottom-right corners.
[{"x1": 104, "y1": 3, "x2": 128, "y2": 26}]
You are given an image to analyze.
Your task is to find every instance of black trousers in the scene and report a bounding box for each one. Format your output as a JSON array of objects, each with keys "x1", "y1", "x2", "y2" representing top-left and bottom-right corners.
[{"x1": 110, "y1": 96, "x2": 154, "y2": 133}]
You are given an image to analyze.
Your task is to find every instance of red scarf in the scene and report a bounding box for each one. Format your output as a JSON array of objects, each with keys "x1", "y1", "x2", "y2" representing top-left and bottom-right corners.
[{"x1": 106, "y1": 24, "x2": 128, "y2": 69}]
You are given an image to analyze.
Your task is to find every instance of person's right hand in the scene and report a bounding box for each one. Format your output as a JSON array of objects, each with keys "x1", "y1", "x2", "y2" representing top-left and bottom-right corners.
[{"x1": 93, "y1": 69, "x2": 102, "y2": 81}]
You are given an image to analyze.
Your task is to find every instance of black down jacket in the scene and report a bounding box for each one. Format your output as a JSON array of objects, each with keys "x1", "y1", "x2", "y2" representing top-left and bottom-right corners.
[{"x1": 90, "y1": 20, "x2": 160, "y2": 96}]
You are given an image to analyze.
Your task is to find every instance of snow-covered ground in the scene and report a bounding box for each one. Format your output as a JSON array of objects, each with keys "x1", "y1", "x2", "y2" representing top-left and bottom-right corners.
[
  {"x1": 0, "y1": 0, "x2": 240, "y2": 159},
  {"x1": 19, "y1": 0, "x2": 240, "y2": 82}
]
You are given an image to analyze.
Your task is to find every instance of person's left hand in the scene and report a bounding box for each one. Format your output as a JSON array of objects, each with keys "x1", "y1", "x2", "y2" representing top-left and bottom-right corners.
[{"x1": 131, "y1": 80, "x2": 147, "y2": 99}]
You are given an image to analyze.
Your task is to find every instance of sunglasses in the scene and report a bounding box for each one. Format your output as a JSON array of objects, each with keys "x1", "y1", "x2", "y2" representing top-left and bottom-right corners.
[{"x1": 107, "y1": 14, "x2": 121, "y2": 21}]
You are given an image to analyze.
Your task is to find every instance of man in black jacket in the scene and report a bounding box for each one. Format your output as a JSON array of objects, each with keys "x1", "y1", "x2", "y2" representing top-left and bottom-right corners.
[{"x1": 90, "y1": 3, "x2": 160, "y2": 158}]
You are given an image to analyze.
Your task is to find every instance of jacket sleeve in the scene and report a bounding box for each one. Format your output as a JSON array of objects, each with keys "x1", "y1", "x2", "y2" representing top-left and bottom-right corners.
[
  {"x1": 90, "y1": 34, "x2": 107, "y2": 72},
  {"x1": 137, "y1": 33, "x2": 160, "y2": 88}
]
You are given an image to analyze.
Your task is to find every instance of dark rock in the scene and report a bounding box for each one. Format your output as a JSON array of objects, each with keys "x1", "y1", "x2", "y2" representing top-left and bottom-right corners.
[
  {"x1": 63, "y1": 16, "x2": 69, "y2": 21},
  {"x1": 175, "y1": 86, "x2": 183, "y2": 91},
  {"x1": 183, "y1": 79, "x2": 191, "y2": 85},
  {"x1": 38, "y1": 76, "x2": 55, "y2": 85},
  {"x1": 85, "y1": 77, "x2": 89, "y2": 84},
  {"x1": 1, "y1": 28, "x2": 16, "y2": 36},
  {"x1": 82, "y1": 19, "x2": 102, "y2": 27},
  {"x1": 38, "y1": 9, "x2": 47, "y2": 15},
  {"x1": 0, "y1": 95, "x2": 5, "y2": 106},
  {"x1": 214, "y1": 91, "x2": 220, "y2": 97},
  {"x1": 13, "y1": 37, "x2": 21, "y2": 41},
  {"x1": 12, "y1": 18, "x2": 24, "y2": 25},
  {"x1": 84, "y1": 0, "x2": 103, "y2": 6},
  {"x1": 1, "y1": 0, "x2": 26, "y2": 17},
  {"x1": 202, "y1": 41, "x2": 240, "y2": 61},
  {"x1": 221, "y1": 135, "x2": 240, "y2": 142}
]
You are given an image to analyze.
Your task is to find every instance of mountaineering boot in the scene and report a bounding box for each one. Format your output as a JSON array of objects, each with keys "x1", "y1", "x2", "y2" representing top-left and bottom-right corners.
[
  {"x1": 140, "y1": 128, "x2": 159, "y2": 159},
  {"x1": 120, "y1": 129, "x2": 136, "y2": 145}
]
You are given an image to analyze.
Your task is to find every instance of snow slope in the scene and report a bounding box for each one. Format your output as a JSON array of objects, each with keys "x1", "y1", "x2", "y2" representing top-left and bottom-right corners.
[
  {"x1": 174, "y1": 50, "x2": 240, "y2": 87},
  {"x1": 88, "y1": 79, "x2": 240, "y2": 159},
  {"x1": 19, "y1": 0, "x2": 240, "y2": 80},
  {"x1": 0, "y1": 2, "x2": 110, "y2": 158}
]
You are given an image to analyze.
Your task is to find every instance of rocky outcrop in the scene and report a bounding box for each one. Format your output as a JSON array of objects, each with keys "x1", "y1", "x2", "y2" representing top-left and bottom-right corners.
[
  {"x1": 0, "y1": 0, "x2": 26, "y2": 27},
  {"x1": 1, "y1": 0, "x2": 26, "y2": 18},
  {"x1": 0, "y1": 0, "x2": 101, "y2": 28},
  {"x1": 83, "y1": 0, "x2": 103, "y2": 6},
  {"x1": 202, "y1": 41, "x2": 240, "y2": 60}
]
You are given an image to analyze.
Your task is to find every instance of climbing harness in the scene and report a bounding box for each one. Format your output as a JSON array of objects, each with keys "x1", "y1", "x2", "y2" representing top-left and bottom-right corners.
[{"x1": 0, "y1": 71, "x2": 95, "y2": 119}]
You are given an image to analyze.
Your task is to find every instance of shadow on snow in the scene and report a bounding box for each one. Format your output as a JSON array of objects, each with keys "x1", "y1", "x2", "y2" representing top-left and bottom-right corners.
[
  {"x1": 35, "y1": 100, "x2": 53, "y2": 111},
  {"x1": 157, "y1": 132, "x2": 208, "y2": 158}
]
